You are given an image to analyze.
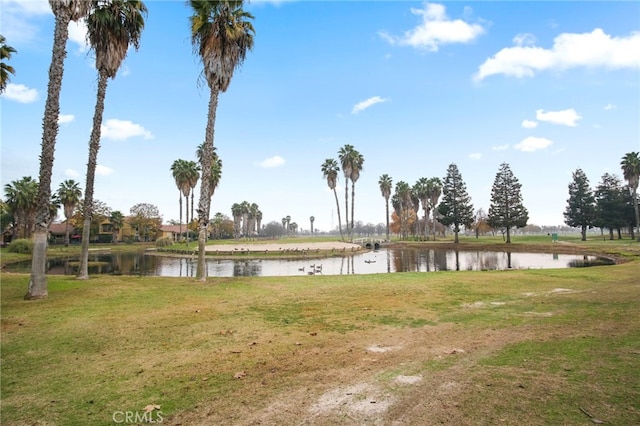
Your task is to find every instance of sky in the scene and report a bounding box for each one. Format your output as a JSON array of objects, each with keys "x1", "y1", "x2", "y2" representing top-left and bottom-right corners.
[{"x1": 1, "y1": 0, "x2": 639, "y2": 233}]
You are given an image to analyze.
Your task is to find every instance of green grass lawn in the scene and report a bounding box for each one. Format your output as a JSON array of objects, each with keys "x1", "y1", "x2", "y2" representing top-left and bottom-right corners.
[{"x1": 1, "y1": 239, "x2": 639, "y2": 425}]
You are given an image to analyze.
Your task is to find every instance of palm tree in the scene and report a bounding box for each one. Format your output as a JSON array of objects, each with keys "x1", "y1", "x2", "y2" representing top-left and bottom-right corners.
[
  {"x1": 255, "y1": 209, "x2": 262, "y2": 235},
  {"x1": 196, "y1": 143, "x2": 222, "y2": 213},
  {"x1": 349, "y1": 149, "x2": 364, "y2": 240},
  {"x1": 189, "y1": 175, "x2": 198, "y2": 229},
  {"x1": 56, "y1": 179, "x2": 82, "y2": 246},
  {"x1": 426, "y1": 177, "x2": 442, "y2": 241},
  {"x1": 190, "y1": 0, "x2": 255, "y2": 280},
  {"x1": 212, "y1": 212, "x2": 224, "y2": 239},
  {"x1": 248, "y1": 203, "x2": 259, "y2": 237},
  {"x1": 0, "y1": 35, "x2": 17, "y2": 94},
  {"x1": 239, "y1": 201, "x2": 250, "y2": 237},
  {"x1": 394, "y1": 181, "x2": 412, "y2": 240},
  {"x1": 170, "y1": 159, "x2": 189, "y2": 242},
  {"x1": 28, "y1": 0, "x2": 91, "y2": 299},
  {"x1": 321, "y1": 158, "x2": 343, "y2": 240},
  {"x1": 4, "y1": 177, "x2": 39, "y2": 240},
  {"x1": 77, "y1": 0, "x2": 147, "y2": 281},
  {"x1": 184, "y1": 160, "x2": 200, "y2": 245},
  {"x1": 621, "y1": 151, "x2": 640, "y2": 240},
  {"x1": 285, "y1": 215, "x2": 291, "y2": 236},
  {"x1": 414, "y1": 178, "x2": 429, "y2": 240},
  {"x1": 378, "y1": 174, "x2": 392, "y2": 242},
  {"x1": 109, "y1": 210, "x2": 124, "y2": 242},
  {"x1": 309, "y1": 216, "x2": 315, "y2": 234},
  {"x1": 281, "y1": 217, "x2": 287, "y2": 233},
  {"x1": 338, "y1": 144, "x2": 354, "y2": 238},
  {"x1": 231, "y1": 203, "x2": 243, "y2": 239}
]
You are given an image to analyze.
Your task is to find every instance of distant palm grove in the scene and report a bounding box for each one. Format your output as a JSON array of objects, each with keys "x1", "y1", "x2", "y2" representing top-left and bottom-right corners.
[{"x1": 0, "y1": 0, "x2": 638, "y2": 299}]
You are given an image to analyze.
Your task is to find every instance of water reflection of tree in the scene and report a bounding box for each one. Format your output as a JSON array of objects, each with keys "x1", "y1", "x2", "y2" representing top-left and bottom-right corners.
[
  {"x1": 416, "y1": 249, "x2": 433, "y2": 272},
  {"x1": 233, "y1": 260, "x2": 262, "y2": 277},
  {"x1": 392, "y1": 249, "x2": 415, "y2": 272},
  {"x1": 434, "y1": 250, "x2": 448, "y2": 271}
]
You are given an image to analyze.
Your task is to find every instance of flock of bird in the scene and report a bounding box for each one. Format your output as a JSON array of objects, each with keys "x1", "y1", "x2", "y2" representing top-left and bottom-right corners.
[
  {"x1": 297, "y1": 258, "x2": 379, "y2": 274},
  {"x1": 298, "y1": 264, "x2": 323, "y2": 275}
]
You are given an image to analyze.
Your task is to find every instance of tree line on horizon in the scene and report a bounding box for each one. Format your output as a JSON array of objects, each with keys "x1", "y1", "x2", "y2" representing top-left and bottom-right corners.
[
  {"x1": 565, "y1": 152, "x2": 640, "y2": 241},
  {"x1": 3, "y1": 150, "x2": 638, "y2": 247},
  {"x1": 322, "y1": 148, "x2": 639, "y2": 245}
]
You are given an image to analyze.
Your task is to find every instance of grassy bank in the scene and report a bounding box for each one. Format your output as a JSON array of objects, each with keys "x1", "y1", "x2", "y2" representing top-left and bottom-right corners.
[{"x1": 1, "y1": 241, "x2": 639, "y2": 425}]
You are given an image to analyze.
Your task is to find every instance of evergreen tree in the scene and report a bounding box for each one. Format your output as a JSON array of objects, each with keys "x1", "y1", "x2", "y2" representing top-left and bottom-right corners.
[
  {"x1": 594, "y1": 173, "x2": 627, "y2": 239},
  {"x1": 563, "y1": 168, "x2": 596, "y2": 241},
  {"x1": 437, "y1": 163, "x2": 474, "y2": 243},
  {"x1": 488, "y1": 162, "x2": 529, "y2": 243}
]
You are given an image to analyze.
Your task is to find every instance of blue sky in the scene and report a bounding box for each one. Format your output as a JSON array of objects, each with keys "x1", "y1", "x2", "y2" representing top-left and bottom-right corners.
[{"x1": 1, "y1": 0, "x2": 639, "y2": 233}]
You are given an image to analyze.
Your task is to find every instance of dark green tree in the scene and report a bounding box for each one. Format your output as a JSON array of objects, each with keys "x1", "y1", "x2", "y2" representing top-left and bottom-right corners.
[
  {"x1": 487, "y1": 163, "x2": 529, "y2": 243},
  {"x1": 594, "y1": 173, "x2": 627, "y2": 240},
  {"x1": 437, "y1": 163, "x2": 474, "y2": 243},
  {"x1": 563, "y1": 168, "x2": 596, "y2": 241}
]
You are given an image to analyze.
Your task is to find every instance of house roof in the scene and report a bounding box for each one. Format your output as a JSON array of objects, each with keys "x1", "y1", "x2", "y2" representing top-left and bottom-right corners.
[
  {"x1": 49, "y1": 222, "x2": 69, "y2": 234},
  {"x1": 160, "y1": 225, "x2": 183, "y2": 233}
]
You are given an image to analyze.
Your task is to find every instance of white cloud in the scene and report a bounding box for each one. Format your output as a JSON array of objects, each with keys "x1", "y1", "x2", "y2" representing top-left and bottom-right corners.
[
  {"x1": 58, "y1": 114, "x2": 75, "y2": 124},
  {"x1": 258, "y1": 155, "x2": 285, "y2": 168},
  {"x1": 65, "y1": 169, "x2": 80, "y2": 178},
  {"x1": 521, "y1": 119, "x2": 538, "y2": 129},
  {"x1": 469, "y1": 153, "x2": 482, "y2": 160},
  {"x1": 474, "y1": 28, "x2": 640, "y2": 81},
  {"x1": 379, "y1": 2, "x2": 485, "y2": 51},
  {"x1": 536, "y1": 108, "x2": 581, "y2": 127},
  {"x1": 96, "y1": 165, "x2": 114, "y2": 176},
  {"x1": 492, "y1": 144, "x2": 510, "y2": 151},
  {"x1": 101, "y1": 119, "x2": 153, "y2": 141},
  {"x1": 0, "y1": 0, "x2": 51, "y2": 43},
  {"x1": 513, "y1": 33, "x2": 536, "y2": 47},
  {"x1": 68, "y1": 20, "x2": 89, "y2": 52},
  {"x1": 352, "y1": 96, "x2": 388, "y2": 114},
  {"x1": 515, "y1": 136, "x2": 553, "y2": 152},
  {"x1": 604, "y1": 103, "x2": 616, "y2": 110},
  {"x1": 1, "y1": 83, "x2": 38, "y2": 103}
]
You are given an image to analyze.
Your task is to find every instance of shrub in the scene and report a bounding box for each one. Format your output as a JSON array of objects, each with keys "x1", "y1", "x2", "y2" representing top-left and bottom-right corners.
[
  {"x1": 155, "y1": 237, "x2": 173, "y2": 247},
  {"x1": 7, "y1": 238, "x2": 34, "y2": 254}
]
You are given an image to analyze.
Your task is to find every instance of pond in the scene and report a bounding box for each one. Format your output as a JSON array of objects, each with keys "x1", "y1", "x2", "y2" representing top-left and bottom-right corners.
[{"x1": 4, "y1": 248, "x2": 612, "y2": 277}]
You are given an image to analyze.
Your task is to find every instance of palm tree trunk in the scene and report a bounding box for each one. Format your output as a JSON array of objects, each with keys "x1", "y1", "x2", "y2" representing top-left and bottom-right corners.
[
  {"x1": 27, "y1": 12, "x2": 71, "y2": 299},
  {"x1": 423, "y1": 208, "x2": 428, "y2": 241},
  {"x1": 178, "y1": 194, "x2": 182, "y2": 242},
  {"x1": 196, "y1": 88, "x2": 219, "y2": 281},
  {"x1": 64, "y1": 219, "x2": 70, "y2": 247},
  {"x1": 77, "y1": 72, "x2": 109, "y2": 280},
  {"x1": 351, "y1": 181, "x2": 356, "y2": 242},
  {"x1": 633, "y1": 189, "x2": 640, "y2": 241},
  {"x1": 333, "y1": 189, "x2": 343, "y2": 241},
  {"x1": 185, "y1": 193, "x2": 189, "y2": 247},
  {"x1": 385, "y1": 198, "x2": 389, "y2": 241},
  {"x1": 191, "y1": 192, "x2": 195, "y2": 233},
  {"x1": 344, "y1": 179, "x2": 349, "y2": 241}
]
